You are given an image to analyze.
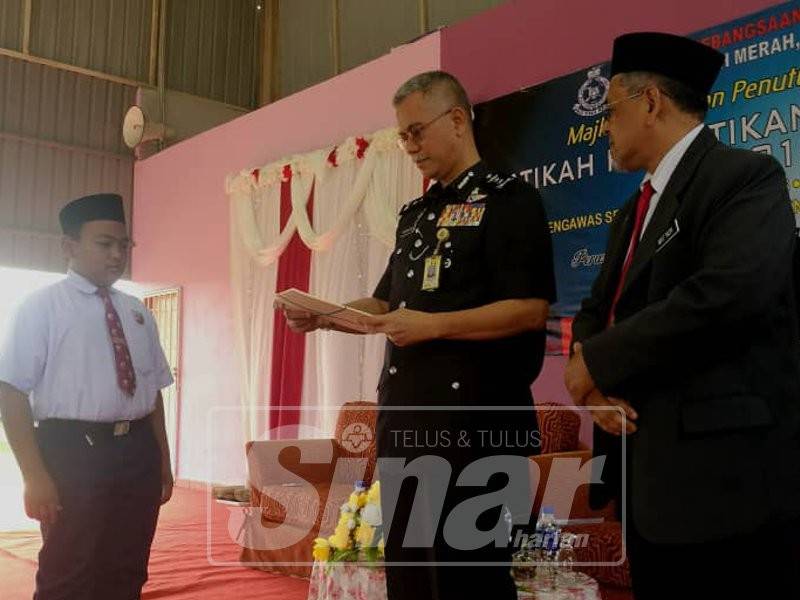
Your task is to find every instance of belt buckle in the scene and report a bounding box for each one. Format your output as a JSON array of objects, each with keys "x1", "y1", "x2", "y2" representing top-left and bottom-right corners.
[{"x1": 113, "y1": 421, "x2": 131, "y2": 436}]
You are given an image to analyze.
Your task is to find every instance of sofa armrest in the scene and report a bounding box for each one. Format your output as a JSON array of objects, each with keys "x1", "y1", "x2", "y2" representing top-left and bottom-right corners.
[
  {"x1": 529, "y1": 450, "x2": 616, "y2": 523},
  {"x1": 245, "y1": 438, "x2": 371, "y2": 532}
]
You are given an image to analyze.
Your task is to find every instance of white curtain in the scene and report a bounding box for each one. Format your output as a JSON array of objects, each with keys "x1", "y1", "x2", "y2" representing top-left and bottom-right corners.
[
  {"x1": 228, "y1": 127, "x2": 423, "y2": 441},
  {"x1": 300, "y1": 133, "x2": 423, "y2": 435},
  {"x1": 229, "y1": 178, "x2": 281, "y2": 442}
]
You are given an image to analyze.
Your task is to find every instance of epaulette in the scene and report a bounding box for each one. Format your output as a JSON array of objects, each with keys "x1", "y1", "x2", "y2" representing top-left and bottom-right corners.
[
  {"x1": 399, "y1": 196, "x2": 424, "y2": 215},
  {"x1": 483, "y1": 171, "x2": 519, "y2": 191}
]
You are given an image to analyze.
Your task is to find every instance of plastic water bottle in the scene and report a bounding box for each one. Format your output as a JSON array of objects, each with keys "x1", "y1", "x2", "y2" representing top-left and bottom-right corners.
[
  {"x1": 557, "y1": 532, "x2": 578, "y2": 585},
  {"x1": 533, "y1": 506, "x2": 560, "y2": 590},
  {"x1": 544, "y1": 513, "x2": 561, "y2": 560},
  {"x1": 504, "y1": 505, "x2": 514, "y2": 542},
  {"x1": 534, "y1": 506, "x2": 560, "y2": 555}
]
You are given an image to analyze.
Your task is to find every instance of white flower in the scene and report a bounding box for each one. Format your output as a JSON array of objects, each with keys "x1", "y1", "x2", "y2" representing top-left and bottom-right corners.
[
  {"x1": 341, "y1": 502, "x2": 355, "y2": 513},
  {"x1": 362, "y1": 503, "x2": 382, "y2": 527},
  {"x1": 346, "y1": 518, "x2": 356, "y2": 530}
]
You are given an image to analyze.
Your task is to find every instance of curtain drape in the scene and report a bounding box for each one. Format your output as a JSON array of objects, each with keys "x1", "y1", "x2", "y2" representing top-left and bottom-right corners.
[{"x1": 227, "y1": 127, "x2": 424, "y2": 440}]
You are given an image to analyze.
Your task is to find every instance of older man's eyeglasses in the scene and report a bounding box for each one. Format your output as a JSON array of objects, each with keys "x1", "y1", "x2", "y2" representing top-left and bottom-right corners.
[
  {"x1": 600, "y1": 86, "x2": 675, "y2": 119},
  {"x1": 600, "y1": 90, "x2": 645, "y2": 119},
  {"x1": 397, "y1": 107, "x2": 455, "y2": 149}
]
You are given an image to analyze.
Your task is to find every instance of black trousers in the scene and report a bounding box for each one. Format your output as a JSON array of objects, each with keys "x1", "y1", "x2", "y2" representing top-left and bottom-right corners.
[
  {"x1": 33, "y1": 419, "x2": 162, "y2": 600},
  {"x1": 380, "y1": 467, "x2": 519, "y2": 600},
  {"x1": 377, "y1": 405, "x2": 537, "y2": 600},
  {"x1": 627, "y1": 514, "x2": 800, "y2": 600}
]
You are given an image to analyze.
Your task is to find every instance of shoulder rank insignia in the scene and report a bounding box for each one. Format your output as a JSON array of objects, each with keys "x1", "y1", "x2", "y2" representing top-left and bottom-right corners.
[{"x1": 466, "y1": 186, "x2": 488, "y2": 203}]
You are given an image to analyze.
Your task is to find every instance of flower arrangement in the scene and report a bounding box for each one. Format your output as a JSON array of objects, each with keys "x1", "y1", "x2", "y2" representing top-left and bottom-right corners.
[{"x1": 312, "y1": 480, "x2": 384, "y2": 565}]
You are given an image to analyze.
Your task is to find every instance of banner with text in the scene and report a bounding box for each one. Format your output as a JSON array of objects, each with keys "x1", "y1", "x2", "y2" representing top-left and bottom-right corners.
[{"x1": 474, "y1": 1, "x2": 800, "y2": 353}]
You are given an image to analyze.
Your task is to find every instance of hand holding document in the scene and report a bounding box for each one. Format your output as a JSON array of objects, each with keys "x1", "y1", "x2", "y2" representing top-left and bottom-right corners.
[{"x1": 274, "y1": 288, "x2": 378, "y2": 333}]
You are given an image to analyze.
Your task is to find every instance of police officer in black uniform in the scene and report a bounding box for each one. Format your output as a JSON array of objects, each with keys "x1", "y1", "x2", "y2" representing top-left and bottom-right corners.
[{"x1": 284, "y1": 71, "x2": 555, "y2": 600}]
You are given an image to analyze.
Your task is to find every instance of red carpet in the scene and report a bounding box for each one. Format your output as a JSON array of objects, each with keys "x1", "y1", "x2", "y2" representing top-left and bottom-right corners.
[
  {"x1": 0, "y1": 485, "x2": 309, "y2": 600},
  {"x1": 0, "y1": 485, "x2": 630, "y2": 599}
]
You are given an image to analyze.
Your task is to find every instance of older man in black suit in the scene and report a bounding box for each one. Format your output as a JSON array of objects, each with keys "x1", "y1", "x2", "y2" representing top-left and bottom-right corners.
[{"x1": 566, "y1": 32, "x2": 800, "y2": 598}]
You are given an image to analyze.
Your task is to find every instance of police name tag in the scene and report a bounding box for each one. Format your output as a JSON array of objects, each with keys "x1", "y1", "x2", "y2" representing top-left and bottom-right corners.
[
  {"x1": 437, "y1": 203, "x2": 486, "y2": 227},
  {"x1": 422, "y1": 255, "x2": 442, "y2": 291},
  {"x1": 656, "y1": 219, "x2": 680, "y2": 252}
]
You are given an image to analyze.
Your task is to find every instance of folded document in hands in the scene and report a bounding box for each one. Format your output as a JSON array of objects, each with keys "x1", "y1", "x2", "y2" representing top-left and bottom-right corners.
[{"x1": 275, "y1": 288, "x2": 377, "y2": 333}]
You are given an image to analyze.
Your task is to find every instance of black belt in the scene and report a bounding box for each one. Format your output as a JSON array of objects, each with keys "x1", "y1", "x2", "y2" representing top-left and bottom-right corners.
[{"x1": 36, "y1": 416, "x2": 150, "y2": 444}]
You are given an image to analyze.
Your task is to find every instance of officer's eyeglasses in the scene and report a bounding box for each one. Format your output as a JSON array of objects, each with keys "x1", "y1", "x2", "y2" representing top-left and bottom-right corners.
[{"x1": 397, "y1": 107, "x2": 455, "y2": 149}]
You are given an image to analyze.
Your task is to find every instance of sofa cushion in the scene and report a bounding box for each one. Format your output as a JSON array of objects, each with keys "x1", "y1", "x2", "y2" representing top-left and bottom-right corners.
[{"x1": 257, "y1": 482, "x2": 355, "y2": 533}]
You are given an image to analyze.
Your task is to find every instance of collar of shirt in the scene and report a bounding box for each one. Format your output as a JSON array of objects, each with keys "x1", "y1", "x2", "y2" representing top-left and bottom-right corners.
[
  {"x1": 425, "y1": 160, "x2": 488, "y2": 204},
  {"x1": 639, "y1": 123, "x2": 704, "y2": 236},
  {"x1": 65, "y1": 269, "x2": 118, "y2": 296}
]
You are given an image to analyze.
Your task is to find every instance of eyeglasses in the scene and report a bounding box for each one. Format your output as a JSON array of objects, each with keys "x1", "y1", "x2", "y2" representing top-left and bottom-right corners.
[
  {"x1": 397, "y1": 107, "x2": 455, "y2": 149},
  {"x1": 600, "y1": 86, "x2": 674, "y2": 119},
  {"x1": 600, "y1": 90, "x2": 645, "y2": 119}
]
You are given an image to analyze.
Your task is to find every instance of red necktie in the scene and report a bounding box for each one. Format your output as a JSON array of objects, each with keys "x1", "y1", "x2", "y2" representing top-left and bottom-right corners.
[
  {"x1": 608, "y1": 181, "x2": 655, "y2": 325},
  {"x1": 98, "y1": 287, "x2": 137, "y2": 397}
]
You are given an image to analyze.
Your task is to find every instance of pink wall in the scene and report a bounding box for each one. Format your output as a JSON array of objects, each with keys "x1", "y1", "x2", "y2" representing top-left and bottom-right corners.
[
  {"x1": 132, "y1": 33, "x2": 441, "y2": 484},
  {"x1": 132, "y1": 0, "x2": 787, "y2": 484},
  {"x1": 442, "y1": 0, "x2": 787, "y2": 104}
]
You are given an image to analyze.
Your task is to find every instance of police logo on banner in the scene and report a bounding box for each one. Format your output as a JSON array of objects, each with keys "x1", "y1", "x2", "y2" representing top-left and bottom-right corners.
[{"x1": 573, "y1": 67, "x2": 610, "y2": 117}]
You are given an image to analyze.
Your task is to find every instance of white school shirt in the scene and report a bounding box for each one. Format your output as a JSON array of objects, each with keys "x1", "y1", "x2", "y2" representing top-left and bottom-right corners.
[{"x1": 0, "y1": 270, "x2": 174, "y2": 422}]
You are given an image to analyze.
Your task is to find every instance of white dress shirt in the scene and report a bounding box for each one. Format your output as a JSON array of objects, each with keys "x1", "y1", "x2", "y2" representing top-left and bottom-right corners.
[
  {"x1": 639, "y1": 123, "x2": 705, "y2": 238},
  {"x1": 0, "y1": 270, "x2": 174, "y2": 422}
]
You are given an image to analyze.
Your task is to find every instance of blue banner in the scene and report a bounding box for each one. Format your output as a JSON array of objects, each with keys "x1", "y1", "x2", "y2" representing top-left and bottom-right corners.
[{"x1": 474, "y1": 1, "x2": 800, "y2": 353}]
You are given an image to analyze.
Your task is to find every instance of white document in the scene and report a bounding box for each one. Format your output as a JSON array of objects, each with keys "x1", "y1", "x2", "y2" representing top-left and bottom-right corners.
[{"x1": 274, "y1": 288, "x2": 377, "y2": 333}]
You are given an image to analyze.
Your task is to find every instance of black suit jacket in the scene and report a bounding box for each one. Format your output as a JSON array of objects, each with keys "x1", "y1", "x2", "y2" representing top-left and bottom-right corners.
[{"x1": 572, "y1": 127, "x2": 800, "y2": 543}]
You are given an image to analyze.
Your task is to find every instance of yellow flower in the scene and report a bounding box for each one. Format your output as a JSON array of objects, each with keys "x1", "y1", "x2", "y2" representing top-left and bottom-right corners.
[
  {"x1": 348, "y1": 491, "x2": 367, "y2": 510},
  {"x1": 367, "y1": 481, "x2": 380, "y2": 504},
  {"x1": 334, "y1": 525, "x2": 348, "y2": 541},
  {"x1": 330, "y1": 517, "x2": 354, "y2": 551},
  {"x1": 312, "y1": 538, "x2": 331, "y2": 562},
  {"x1": 377, "y1": 537, "x2": 385, "y2": 557},
  {"x1": 337, "y1": 513, "x2": 356, "y2": 531},
  {"x1": 329, "y1": 530, "x2": 352, "y2": 551},
  {"x1": 355, "y1": 523, "x2": 375, "y2": 547}
]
